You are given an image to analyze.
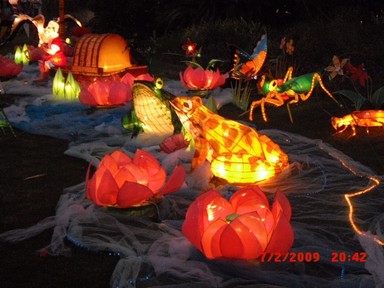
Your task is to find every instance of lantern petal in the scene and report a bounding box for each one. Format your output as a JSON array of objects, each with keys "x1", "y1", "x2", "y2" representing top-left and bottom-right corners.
[
  {"x1": 109, "y1": 82, "x2": 131, "y2": 105},
  {"x1": 230, "y1": 186, "x2": 269, "y2": 212},
  {"x1": 113, "y1": 167, "x2": 139, "y2": 188},
  {"x1": 79, "y1": 89, "x2": 98, "y2": 106},
  {"x1": 235, "y1": 213, "x2": 269, "y2": 253},
  {"x1": 201, "y1": 218, "x2": 228, "y2": 258},
  {"x1": 133, "y1": 149, "x2": 161, "y2": 172},
  {"x1": 272, "y1": 190, "x2": 292, "y2": 220},
  {"x1": 265, "y1": 210, "x2": 294, "y2": 254},
  {"x1": 87, "y1": 169, "x2": 119, "y2": 206},
  {"x1": 157, "y1": 165, "x2": 185, "y2": 196},
  {"x1": 217, "y1": 223, "x2": 246, "y2": 259},
  {"x1": 110, "y1": 150, "x2": 133, "y2": 165},
  {"x1": 266, "y1": 190, "x2": 294, "y2": 253},
  {"x1": 182, "y1": 190, "x2": 223, "y2": 250},
  {"x1": 181, "y1": 66, "x2": 206, "y2": 90},
  {"x1": 116, "y1": 182, "x2": 154, "y2": 208}
]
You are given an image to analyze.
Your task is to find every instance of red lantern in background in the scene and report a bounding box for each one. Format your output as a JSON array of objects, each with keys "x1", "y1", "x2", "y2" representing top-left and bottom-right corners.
[
  {"x1": 159, "y1": 133, "x2": 190, "y2": 153},
  {"x1": 0, "y1": 55, "x2": 23, "y2": 77},
  {"x1": 86, "y1": 149, "x2": 185, "y2": 208},
  {"x1": 182, "y1": 186, "x2": 294, "y2": 260},
  {"x1": 180, "y1": 66, "x2": 228, "y2": 92},
  {"x1": 79, "y1": 72, "x2": 154, "y2": 107}
]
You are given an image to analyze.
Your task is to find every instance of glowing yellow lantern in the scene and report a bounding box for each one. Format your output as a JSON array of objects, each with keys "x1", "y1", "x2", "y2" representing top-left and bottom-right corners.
[
  {"x1": 53, "y1": 68, "x2": 66, "y2": 98},
  {"x1": 64, "y1": 72, "x2": 81, "y2": 100},
  {"x1": 170, "y1": 96, "x2": 288, "y2": 184},
  {"x1": 52, "y1": 68, "x2": 80, "y2": 100},
  {"x1": 14, "y1": 44, "x2": 29, "y2": 65}
]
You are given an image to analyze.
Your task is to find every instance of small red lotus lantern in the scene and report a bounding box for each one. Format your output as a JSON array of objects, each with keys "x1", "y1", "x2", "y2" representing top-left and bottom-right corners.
[
  {"x1": 159, "y1": 133, "x2": 190, "y2": 153},
  {"x1": 182, "y1": 186, "x2": 294, "y2": 260},
  {"x1": 180, "y1": 64, "x2": 228, "y2": 95},
  {"x1": 86, "y1": 149, "x2": 185, "y2": 208},
  {"x1": 0, "y1": 55, "x2": 23, "y2": 78}
]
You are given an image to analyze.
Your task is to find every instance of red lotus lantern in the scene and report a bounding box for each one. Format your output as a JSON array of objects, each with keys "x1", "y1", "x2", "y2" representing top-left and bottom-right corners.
[
  {"x1": 86, "y1": 149, "x2": 186, "y2": 208},
  {"x1": 180, "y1": 65, "x2": 228, "y2": 93},
  {"x1": 79, "y1": 72, "x2": 154, "y2": 107},
  {"x1": 182, "y1": 186, "x2": 294, "y2": 260},
  {"x1": 159, "y1": 133, "x2": 190, "y2": 153},
  {"x1": 0, "y1": 55, "x2": 23, "y2": 77},
  {"x1": 79, "y1": 76, "x2": 131, "y2": 107}
]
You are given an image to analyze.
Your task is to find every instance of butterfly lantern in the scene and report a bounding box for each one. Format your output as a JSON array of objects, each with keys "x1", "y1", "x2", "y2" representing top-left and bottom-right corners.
[
  {"x1": 230, "y1": 33, "x2": 268, "y2": 80},
  {"x1": 86, "y1": 149, "x2": 186, "y2": 208},
  {"x1": 182, "y1": 186, "x2": 294, "y2": 260}
]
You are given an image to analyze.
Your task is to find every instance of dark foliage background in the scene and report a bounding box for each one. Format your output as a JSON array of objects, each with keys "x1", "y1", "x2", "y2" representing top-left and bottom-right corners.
[{"x1": 38, "y1": 0, "x2": 384, "y2": 88}]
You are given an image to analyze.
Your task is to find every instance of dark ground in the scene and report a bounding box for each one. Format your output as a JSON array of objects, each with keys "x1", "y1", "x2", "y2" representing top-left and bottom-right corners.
[{"x1": 0, "y1": 35, "x2": 383, "y2": 288}]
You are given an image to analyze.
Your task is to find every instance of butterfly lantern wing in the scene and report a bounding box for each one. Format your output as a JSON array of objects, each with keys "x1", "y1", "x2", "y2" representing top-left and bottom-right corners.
[{"x1": 231, "y1": 33, "x2": 267, "y2": 80}]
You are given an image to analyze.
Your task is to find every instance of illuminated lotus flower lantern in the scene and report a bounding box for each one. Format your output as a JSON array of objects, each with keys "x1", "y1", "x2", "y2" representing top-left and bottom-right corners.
[
  {"x1": 180, "y1": 61, "x2": 228, "y2": 97},
  {"x1": 182, "y1": 186, "x2": 294, "y2": 260},
  {"x1": 14, "y1": 44, "x2": 30, "y2": 65},
  {"x1": 86, "y1": 149, "x2": 186, "y2": 208},
  {"x1": 79, "y1": 72, "x2": 154, "y2": 107},
  {"x1": 52, "y1": 68, "x2": 81, "y2": 100},
  {"x1": 0, "y1": 55, "x2": 23, "y2": 77}
]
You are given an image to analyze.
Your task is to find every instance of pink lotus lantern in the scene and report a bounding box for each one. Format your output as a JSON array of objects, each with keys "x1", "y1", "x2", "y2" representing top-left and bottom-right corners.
[
  {"x1": 0, "y1": 55, "x2": 23, "y2": 77},
  {"x1": 79, "y1": 72, "x2": 154, "y2": 107},
  {"x1": 79, "y1": 75, "x2": 131, "y2": 107},
  {"x1": 182, "y1": 186, "x2": 294, "y2": 260},
  {"x1": 86, "y1": 149, "x2": 185, "y2": 208},
  {"x1": 180, "y1": 64, "x2": 228, "y2": 96}
]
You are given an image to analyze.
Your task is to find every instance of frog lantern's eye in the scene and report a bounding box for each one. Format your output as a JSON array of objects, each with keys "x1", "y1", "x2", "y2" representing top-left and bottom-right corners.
[{"x1": 155, "y1": 78, "x2": 163, "y2": 89}]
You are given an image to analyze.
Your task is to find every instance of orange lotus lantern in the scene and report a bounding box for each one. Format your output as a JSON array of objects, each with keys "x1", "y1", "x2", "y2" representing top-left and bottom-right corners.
[
  {"x1": 182, "y1": 186, "x2": 294, "y2": 260},
  {"x1": 180, "y1": 63, "x2": 228, "y2": 96},
  {"x1": 86, "y1": 149, "x2": 185, "y2": 208}
]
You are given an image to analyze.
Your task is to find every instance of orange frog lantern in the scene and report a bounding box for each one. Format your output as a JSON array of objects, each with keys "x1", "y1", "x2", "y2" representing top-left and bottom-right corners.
[
  {"x1": 332, "y1": 110, "x2": 384, "y2": 137},
  {"x1": 170, "y1": 96, "x2": 288, "y2": 184},
  {"x1": 86, "y1": 149, "x2": 185, "y2": 208},
  {"x1": 182, "y1": 186, "x2": 294, "y2": 260}
]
